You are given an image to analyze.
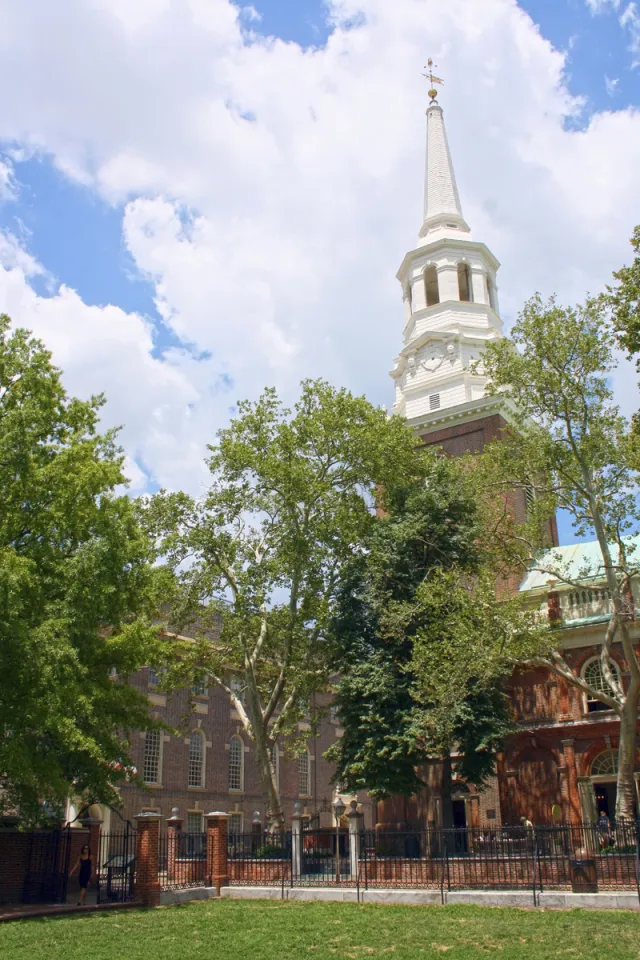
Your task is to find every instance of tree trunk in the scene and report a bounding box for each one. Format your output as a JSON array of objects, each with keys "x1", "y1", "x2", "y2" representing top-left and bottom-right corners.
[
  {"x1": 440, "y1": 754, "x2": 454, "y2": 830},
  {"x1": 244, "y1": 673, "x2": 285, "y2": 828},
  {"x1": 616, "y1": 683, "x2": 639, "y2": 821}
]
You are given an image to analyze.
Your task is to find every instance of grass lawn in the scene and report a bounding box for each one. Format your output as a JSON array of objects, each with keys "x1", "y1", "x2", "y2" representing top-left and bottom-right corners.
[{"x1": 1, "y1": 899, "x2": 640, "y2": 960}]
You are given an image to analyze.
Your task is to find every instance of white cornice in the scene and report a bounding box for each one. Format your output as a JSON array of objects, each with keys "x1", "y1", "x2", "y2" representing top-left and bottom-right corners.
[
  {"x1": 403, "y1": 299, "x2": 503, "y2": 341},
  {"x1": 402, "y1": 394, "x2": 518, "y2": 434},
  {"x1": 396, "y1": 237, "x2": 500, "y2": 281}
]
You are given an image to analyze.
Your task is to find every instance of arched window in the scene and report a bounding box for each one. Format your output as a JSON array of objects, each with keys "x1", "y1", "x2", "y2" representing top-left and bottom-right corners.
[
  {"x1": 298, "y1": 750, "x2": 311, "y2": 797},
  {"x1": 271, "y1": 743, "x2": 280, "y2": 793},
  {"x1": 457, "y1": 262, "x2": 472, "y2": 302},
  {"x1": 582, "y1": 658, "x2": 620, "y2": 713},
  {"x1": 591, "y1": 750, "x2": 619, "y2": 778},
  {"x1": 424, "y1": 265, "x2": 440, "y2": 307},
  {"x1": 229, "y1": 735, "x2": 244, "y2": 792},
  {"x1": 485, "y1": 274, "x2": 497, "y2": 311},
  {"x1": 143, "y1": 730, "x2": 162, "y2": 785},
  {"x1": 188, "y1": 730, "x2": 205, "y2": 788}
]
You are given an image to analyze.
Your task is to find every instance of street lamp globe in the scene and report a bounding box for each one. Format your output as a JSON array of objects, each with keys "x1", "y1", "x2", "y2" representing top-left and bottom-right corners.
[{"x1": 333, "y1": 796, "x2": 346, "y2": 822}]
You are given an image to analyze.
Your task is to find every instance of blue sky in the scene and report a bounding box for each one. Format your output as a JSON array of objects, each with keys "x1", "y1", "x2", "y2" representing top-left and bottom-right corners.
[
  {"x1": 0, "y1": 0, "x2": 638, "y2": 544},
  {"x1": 2, "y1": 0, "x2": 637, "y2": 343}
]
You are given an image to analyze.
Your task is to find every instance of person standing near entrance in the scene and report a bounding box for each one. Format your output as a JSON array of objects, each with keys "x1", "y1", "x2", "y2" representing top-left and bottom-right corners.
[
  {"x1": 70, "y1": 844, "x2": 93, "y2": 905},
  {"x1": 596, "y1": 811, "x2": 612, "y2": 849}
]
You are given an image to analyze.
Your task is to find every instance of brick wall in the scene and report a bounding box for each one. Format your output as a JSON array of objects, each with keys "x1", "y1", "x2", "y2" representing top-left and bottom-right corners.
[
  {"x1": 0, "y1": 826, "x2": 91, "y2": 905},
  {"x1": 118, "y1": 675, "x2": 374, "y2": 828}
]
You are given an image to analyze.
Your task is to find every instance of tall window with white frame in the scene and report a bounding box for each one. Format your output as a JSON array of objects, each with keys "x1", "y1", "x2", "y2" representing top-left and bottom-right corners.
[
  {"x1": 229, "y1": 812, "x2": 243, "y2": 836},
  {"x1": 229, "y1": 735, "x2": 244, "y2": 792},
  {"x1": 582, "y1": 658, "x2": 620, "y2": 713},
  {"x1": 186, "y1": 811, "x2": 204, "y2": 858},
  {"x1": 298, "y1": 750, "x2": 310, "y2": 798},
  {"x1": 143, "y1": 729, "x2": 162, "y2": 785},
  {"x1": 230, "y1": 674, "x2": 245, "y2": 705},
  {"x1": 188, "y1": 730, "x2": 205, "y2": 788}
]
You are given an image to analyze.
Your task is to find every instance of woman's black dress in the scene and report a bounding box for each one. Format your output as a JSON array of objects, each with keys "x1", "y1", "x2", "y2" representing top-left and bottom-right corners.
[{"x1": 79, "y1": 858, "x2": 92, "y2": 888}]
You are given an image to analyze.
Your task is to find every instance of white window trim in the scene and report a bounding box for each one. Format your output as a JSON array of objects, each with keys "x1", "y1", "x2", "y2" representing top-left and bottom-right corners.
[
  {"x1": 229, "y1": 734, "x2": 245, "y2": 793},
  {"x1": 143, "y1": 729, "x2": 163, "y2": 786},
  {"x1": 229, "y1": 812, "x2": 244, "y2": 835},
  {"x1": 580, "y1": 656, "x2": 621, "y2": 715},
  {"x1": 188, "y1": 728, "x2": 206, "y2": 789},
  {"x1": 298, "y1": 748, "x2": 312, "y2": 798}
]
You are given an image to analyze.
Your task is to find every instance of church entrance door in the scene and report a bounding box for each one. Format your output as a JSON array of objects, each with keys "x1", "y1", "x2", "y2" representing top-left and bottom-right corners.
[{"x1": 594, "y1": 781, "x2": 617, "y2": 819}]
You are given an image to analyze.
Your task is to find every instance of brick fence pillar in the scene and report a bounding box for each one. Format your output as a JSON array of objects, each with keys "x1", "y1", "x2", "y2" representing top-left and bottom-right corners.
[
  {"x1": 134, "y1": 813, "x2": 161, "y2": 907},
  {"x1": 561, "y1": 739, "x2": 581, "y2": 822},
  {"x1": 166, "y1": 810, "x2": 182, "y2": 884},
  {"x1": 206, "y1": 812, "x2": 229, "y2": 895}
]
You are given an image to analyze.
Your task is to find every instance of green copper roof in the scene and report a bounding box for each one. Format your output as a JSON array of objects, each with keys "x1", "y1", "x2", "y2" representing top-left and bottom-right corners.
[{"x1": 519, "y1": 534, "x2": 640, "y2": 593}]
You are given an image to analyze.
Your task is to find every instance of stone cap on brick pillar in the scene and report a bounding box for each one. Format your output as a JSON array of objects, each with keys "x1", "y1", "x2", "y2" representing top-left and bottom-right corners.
[
  {"x1": 206, "y1": 811, "x2": 229, "y2": 818},
  {"x1": 134, "y1": 812, "x2": 162, "y2": 822},
  {"x1": 80, "y1": 817, "x2": 103, "y2": 826}
]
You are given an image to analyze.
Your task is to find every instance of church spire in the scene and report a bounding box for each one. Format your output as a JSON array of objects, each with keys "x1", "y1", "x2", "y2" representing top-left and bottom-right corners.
[
  {"x1": 419, "y1": 62, "x2": 470, "y2": 239},
  {"x1": 390, "y1": 66, "x2": 502, "y2": 427}
]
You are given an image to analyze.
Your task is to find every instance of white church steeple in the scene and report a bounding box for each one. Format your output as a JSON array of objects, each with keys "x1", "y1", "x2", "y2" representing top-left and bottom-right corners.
[
  {"x1": 421, "y1": 96, "x2": 470, "y2": 238},
  {"x1": 390, "y1": 69, "x2": 503, "y2": 428}
]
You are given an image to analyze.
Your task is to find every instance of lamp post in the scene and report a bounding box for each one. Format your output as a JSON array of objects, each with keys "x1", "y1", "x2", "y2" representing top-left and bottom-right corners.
[{"x1": 333, "y1": 796, "x2": 346, "y2": 884}]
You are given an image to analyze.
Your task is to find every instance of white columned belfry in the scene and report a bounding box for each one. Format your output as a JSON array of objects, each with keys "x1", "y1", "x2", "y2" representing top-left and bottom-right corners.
[{"x1": 390, "y1": 72, "x2": 503, "y2": 428}]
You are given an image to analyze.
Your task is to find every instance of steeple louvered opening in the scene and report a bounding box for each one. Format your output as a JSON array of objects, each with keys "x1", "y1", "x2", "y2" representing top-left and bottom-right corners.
[
  {"x1": 457, "y1": 262, "x2": 472, "y2": 302},
  {"x1": 424, "y1": 264, "x2": 440, "y2": 307}
]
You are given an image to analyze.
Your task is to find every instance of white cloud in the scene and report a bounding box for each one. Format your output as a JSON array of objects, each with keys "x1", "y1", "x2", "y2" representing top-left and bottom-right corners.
[
  {"x1": 605, "y1": 75, "x2": 620, "y2": 95},
  {"x1": 620, "y1": 2, "x2": 640, "y2": 59},
  {"x1": 0, "y1": 0, "x2": 638, "y2": 501},
  {"x1": 585, "y1": 0, "x2": 621, "y2": 11},
  {"x1": 0, "y1": 158, "x2": 16, "y2": 201},
  {"x1": 585, "y1": 0, "x2": 640, "y2": 60}
]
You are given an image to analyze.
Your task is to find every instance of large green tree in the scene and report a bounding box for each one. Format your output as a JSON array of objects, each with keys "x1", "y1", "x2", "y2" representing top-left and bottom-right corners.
[
  {"x1": 605, "y1": 225, "x2": 640, "y2": 371},
  {"x1": 479, "y1": 293, "x2": 640, "y2": 820},
  {"x1": 142, "y1": 379, "x2": 425, "y2": 825},
  {"x1": 326, "y1": 465, "x2": 536, "y2": 827},
  {"x1": 0, "y1": 317, "x2": 163, "y2": 824}
]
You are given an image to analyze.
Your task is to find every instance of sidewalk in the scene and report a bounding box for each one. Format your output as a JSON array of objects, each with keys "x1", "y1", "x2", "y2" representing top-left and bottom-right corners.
[{"x1": 0, "y1": 900, "x2": 139, "y2": 922}]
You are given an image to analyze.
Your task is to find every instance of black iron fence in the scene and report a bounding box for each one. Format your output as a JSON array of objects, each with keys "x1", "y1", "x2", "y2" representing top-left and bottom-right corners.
[
  {"x1": 158, "y1": 831, "x2": 209, "y2": 891},
  {"x1": 228, "y1": 830, "x2": 291, "y2": 888},
  {"x1": 22, "y1": 828, "x2": 72, "y2": 904},
  {"x1": 226, "y1": 821, "x2": 640, "y2": 900},
  {"x1": 360, "y1": 822, "x2": 640, "y2": 896},
  {"x1": 95, "y1": 829, "x2": 137, "y2": 904}
]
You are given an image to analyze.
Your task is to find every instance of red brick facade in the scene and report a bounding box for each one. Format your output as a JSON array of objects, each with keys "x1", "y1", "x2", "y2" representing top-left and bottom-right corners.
[
  {"x1": 111, "y1": 675, "x2": 374, "y2": 831},
  {"x1": 378, "y1": 410, "x2": 639, "y2": 829}
]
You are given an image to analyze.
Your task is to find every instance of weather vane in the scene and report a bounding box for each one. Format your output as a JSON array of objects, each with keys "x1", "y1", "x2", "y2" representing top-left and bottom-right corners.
[{"x1": 423, "y1": 58, "x2": 444, "y2": 102}]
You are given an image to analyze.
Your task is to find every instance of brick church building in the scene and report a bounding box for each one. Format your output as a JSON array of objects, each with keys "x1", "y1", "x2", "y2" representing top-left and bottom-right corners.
[
  {"x1": 75, "y1": 84, "x2": 638, "y2": 836},
  {"x1": 376, "y1": 84, "x2": 640, "y2": 830}
]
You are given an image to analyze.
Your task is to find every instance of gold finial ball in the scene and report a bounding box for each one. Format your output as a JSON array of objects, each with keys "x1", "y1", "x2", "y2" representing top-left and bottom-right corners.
[{"x1": 428, "y1": 88, "x2": 438, "y2": 101}]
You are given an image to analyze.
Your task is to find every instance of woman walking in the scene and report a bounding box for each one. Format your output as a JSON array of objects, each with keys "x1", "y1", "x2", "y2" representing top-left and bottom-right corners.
[{"x1": 70, "y1": 844, "x2": 93, "y2": 905}]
